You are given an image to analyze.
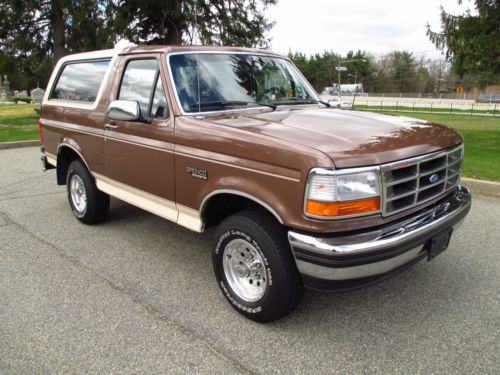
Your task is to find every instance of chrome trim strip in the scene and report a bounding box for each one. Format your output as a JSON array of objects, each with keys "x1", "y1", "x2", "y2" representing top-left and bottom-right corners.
[
  {"x1": 386, "y1": 175, "x2": 417, "y2": 186},
  {"x1": 386, "y1": 190, "x2": 415, "y2": 202},
  {"x1": 419, "y1": 180, "x2": 446, "y2": 192},
  {"x1": 295, "y1": 246, "x2": 425, "y2": 281},
  {"x1": 200, "y1": 189, "x2": 284, "y2": 224},
  {"x1": 289, "y1": 186, "x2": 471, "y2": 280},
  {"x1": 289, "y1": 185, "x2": 471, "y2": 257},
  {"x1": 420, "y1": 165, "x2": 447, "y2": 177}
]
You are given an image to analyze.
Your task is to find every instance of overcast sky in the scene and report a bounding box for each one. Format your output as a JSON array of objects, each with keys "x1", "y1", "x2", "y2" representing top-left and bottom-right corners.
[{"x1": 267, "y1": 0, "x2": 473, "y2": 59}]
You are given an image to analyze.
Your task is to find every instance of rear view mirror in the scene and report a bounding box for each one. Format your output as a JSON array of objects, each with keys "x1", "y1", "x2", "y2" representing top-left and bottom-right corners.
[{"x1": 107, "y1": 100, "x2": 141, "y2": 121}]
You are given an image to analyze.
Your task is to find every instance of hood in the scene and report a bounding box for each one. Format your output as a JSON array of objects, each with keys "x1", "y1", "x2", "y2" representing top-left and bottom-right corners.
[{"x1": 205, "y1": 108, "x2": 463, "y2": 168}]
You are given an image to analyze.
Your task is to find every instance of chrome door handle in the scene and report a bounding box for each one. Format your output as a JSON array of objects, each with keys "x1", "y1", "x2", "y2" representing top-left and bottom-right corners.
[{"x1": 105, "y1": 123, "x2": 117, "y2": 130}]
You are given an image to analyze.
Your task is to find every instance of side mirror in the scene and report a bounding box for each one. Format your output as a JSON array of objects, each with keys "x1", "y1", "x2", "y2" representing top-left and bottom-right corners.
[{"x1": 107, "y1": 100, "x2": 141, "y2": 121}]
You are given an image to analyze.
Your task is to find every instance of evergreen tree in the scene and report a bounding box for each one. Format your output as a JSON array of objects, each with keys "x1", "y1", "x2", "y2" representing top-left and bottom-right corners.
[
  {"x1": 113, "y1": 0, "x2": 277, "y2": 47},
  {"x1": 427, "y1": 0, "x2": 500, "y2": 86}
]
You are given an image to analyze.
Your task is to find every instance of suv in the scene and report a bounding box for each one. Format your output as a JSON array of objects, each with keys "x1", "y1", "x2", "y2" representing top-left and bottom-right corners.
[{"x1": 39, "y1": 45, "x2": 471, "y2": 322}]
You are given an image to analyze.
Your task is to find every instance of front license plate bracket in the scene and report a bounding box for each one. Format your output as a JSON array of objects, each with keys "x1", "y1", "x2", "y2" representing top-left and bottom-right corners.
[{"x1": 427, "y1": 229, "x2": 453, "y2": 261}]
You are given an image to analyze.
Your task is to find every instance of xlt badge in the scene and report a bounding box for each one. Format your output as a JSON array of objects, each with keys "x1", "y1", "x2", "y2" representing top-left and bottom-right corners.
[{"x1": 186, "y1": 166, "x2": 208, "y2": 180}]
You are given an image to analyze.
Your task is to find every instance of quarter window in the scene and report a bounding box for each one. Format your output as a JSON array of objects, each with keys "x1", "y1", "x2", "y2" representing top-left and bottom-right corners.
[
  {"x1": 50, "y1": 60, "x2": 110, "y2": 103},
  {"x1": 118, "y1": 59, "x2": 168, "y2": 119}
]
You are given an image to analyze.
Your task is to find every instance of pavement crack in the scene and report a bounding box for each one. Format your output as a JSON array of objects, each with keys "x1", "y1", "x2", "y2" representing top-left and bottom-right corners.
[
  {"x1": 0, "y1": 191, "x2": 64, "y2": 202},
  {"x1": 3, "y1": 213, "x2": 257, "y2": 375},
  {"x1": 0, "y1": 172, "x2": 54, "y2": 190}
]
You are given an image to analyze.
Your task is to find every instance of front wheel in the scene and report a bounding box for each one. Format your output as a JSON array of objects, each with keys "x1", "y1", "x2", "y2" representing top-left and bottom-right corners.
[{"x1": 212, "y1": 210, "x2": 303, "y2": 322}]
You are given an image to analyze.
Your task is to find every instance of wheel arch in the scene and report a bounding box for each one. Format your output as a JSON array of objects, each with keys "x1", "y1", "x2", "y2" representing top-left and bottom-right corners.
[
  {"x1": 56, "y1": 143, "x2": 92, "y2": 185},
  {"x1": 200, "y1": 189, "x2": 284, "y2": 229}
]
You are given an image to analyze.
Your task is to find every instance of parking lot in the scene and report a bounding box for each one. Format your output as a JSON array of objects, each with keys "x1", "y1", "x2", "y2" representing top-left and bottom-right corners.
[{"x1": 1, "y1": 147, "x2": 499, "y2": 374}]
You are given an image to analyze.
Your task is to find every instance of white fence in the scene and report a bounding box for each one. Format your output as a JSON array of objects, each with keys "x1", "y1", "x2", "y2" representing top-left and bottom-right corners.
[{"x1": 321, "y1": 95, "x2": 499, "y2": 116}]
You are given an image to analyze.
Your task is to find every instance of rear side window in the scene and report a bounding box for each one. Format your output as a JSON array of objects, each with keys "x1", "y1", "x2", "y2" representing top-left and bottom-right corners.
[{"x1": 50, "y1": 60, "x2": 110, "y2": 103}]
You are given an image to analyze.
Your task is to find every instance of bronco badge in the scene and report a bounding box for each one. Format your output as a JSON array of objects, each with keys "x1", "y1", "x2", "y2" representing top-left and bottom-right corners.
[{"x1": 186, "y1": 166, "x2": 208, "y2": 180}]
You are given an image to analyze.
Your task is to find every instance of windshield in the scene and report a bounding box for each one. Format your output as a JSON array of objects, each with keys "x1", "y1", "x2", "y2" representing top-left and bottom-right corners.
[{"x1": 169, "y1": 53, "x2": 318, "y2": 113}]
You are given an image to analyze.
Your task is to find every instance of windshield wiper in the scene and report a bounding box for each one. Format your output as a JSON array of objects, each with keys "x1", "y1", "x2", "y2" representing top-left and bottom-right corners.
[
  {"x1": 315, "y1": 99, "x2": 331, "y2": 107},
  {"x1": 191, "y1": 100, "x2": 276, "y2": 110},
  {"x1": 269, "y1": 97, "x2": 331, "y2": 107},
  {"x1": 270, "y1": 97, "x2": 316, "y2": 105}
]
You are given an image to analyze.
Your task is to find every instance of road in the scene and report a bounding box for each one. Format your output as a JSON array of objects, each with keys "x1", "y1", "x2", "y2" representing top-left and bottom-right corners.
[{"x1": 1, "y1": 147, "x2": 499, "y2": 374}]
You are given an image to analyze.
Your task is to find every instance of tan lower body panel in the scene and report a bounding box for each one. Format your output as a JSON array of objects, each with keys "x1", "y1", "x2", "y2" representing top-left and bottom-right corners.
[
  {"x1": 45, "y1": 152, "x2": 57, "y2": 167},
  {"x1": 93, "y1": 173, "x2": 203, "y2": 232}
]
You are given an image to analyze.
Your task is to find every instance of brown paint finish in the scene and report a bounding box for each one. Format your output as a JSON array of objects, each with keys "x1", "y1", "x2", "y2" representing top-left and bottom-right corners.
[
  {"x1": 41, "y1": 45, "x2": 465, "y2": 234},
  {"x1": 104, "y1": 53, "x2": 176, "y2": 201}
]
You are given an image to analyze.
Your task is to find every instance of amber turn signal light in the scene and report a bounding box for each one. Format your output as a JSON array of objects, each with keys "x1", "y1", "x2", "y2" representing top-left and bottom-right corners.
[{"x1": 306, "y1": 197, "x2": 380, "y2": 217}]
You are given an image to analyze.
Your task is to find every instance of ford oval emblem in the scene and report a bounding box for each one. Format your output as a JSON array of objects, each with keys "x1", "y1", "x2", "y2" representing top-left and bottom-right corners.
[{"x1": 429, "y1": 173, "x2": 439, "y2": 183}]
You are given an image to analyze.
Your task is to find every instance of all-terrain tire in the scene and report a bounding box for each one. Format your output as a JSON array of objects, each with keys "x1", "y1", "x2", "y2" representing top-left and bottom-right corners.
[
  {"x1": 66, "y1": 160, "x2": 109, "y2": 224},
  {"x1": 212, "y1": 209, "x2": 303, "y2": 323}
]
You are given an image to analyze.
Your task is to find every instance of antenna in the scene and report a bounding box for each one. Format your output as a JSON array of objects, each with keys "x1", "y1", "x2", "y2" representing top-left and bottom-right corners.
[{"x1": 193, "y1": 2, "x2": 198, "y2": 45}]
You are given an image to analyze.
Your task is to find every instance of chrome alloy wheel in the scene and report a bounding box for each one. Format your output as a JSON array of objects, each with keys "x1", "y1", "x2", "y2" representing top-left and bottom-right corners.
[
  {"x1": 222, "y1": 238, "x2": 268, "y2": 302},
  {"x1": 70, "y1": 174, "x2": 87, "y2": 213}
]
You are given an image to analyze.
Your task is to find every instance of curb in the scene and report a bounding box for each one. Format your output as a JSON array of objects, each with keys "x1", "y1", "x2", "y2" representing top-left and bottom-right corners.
[
  {"x1": 461, "y1": 177, "x2": 500, "y2": 198},
  {"x1": 0, "y1": 140, "x2": 40, "y2": 150}
]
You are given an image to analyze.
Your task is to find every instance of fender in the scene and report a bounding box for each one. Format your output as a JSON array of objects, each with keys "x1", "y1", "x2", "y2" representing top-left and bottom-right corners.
[{"x1": 200, "y1": 189, "x2": 285, "y2": 225}]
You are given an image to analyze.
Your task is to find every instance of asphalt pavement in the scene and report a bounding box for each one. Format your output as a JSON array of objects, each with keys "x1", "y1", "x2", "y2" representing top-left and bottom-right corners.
[{"x1": 1, "y1": 147, "x2": 499, "y2": 374}]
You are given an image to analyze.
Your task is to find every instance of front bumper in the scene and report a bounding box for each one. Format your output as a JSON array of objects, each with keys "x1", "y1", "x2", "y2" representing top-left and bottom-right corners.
[{"x1": 288, "y1": 185, "x2": 472, "y2": 292}]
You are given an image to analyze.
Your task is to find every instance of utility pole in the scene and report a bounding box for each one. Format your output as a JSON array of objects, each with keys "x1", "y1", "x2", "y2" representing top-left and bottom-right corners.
[
  {"x1": 337, "y1": 59, "x2": 341, "y2": 101},
  {"x1": 335, "y1": 58, "x2": 366, "y2": 100}
]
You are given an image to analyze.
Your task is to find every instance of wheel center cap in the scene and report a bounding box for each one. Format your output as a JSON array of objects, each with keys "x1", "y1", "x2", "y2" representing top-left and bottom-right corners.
[{"x1": 235, "y1": 263, "x2": 250, "y2": 278}]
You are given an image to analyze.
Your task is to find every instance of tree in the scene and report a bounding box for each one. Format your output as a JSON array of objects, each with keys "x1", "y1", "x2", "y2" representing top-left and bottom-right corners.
[
  {"x1": 0, "y1": 0, "x2": 277, "y2": 91},
  {"x1": 427, "y1": 0, "x2": 500, "y2": 86},
  {"x1": 342, "y1": 50, "x2": 376, "y2": 88},
  {"x1": 390, "y1": 51, "x2": 417, "y2": 92},
  {"x1": 113, "y1": 0, "x2": 277, "y2": 47},
  {"x1": 0, "y1": 0, "x2": 116, "y2": 90},
  {"x1": 0, "y1": 1, "x2": 115, "y2": 64}
]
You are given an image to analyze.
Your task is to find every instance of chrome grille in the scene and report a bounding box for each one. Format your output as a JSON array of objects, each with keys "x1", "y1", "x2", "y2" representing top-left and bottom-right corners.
[{"x1": 381, "y1": 145, "x2": 463, "y2": 216}]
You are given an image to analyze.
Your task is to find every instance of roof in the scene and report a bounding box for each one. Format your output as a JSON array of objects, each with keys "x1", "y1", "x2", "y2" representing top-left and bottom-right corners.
[{"x1": 60, "y1": 45, "x2": 286, "y2": 62}]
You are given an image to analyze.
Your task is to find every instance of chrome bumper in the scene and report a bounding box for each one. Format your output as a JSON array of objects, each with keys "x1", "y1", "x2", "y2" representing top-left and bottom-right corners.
[{"x1": 288, "y1": 186, "x2": 471, "y2": 291}]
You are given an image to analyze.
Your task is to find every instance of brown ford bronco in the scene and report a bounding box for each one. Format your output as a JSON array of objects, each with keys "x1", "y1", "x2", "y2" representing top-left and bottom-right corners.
[{"x1": 39, "y1": 45, "x2": 471, "y2": 322}]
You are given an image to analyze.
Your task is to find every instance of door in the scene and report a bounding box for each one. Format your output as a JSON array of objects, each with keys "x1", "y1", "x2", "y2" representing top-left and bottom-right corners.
[{"x1": 103, "y1": 54, "x2": 176, "y2": 220}]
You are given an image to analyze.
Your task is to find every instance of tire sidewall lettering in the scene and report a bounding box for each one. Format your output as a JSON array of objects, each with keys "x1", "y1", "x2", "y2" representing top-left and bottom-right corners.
[
  {"x1": 215, "y1": 228, "x2": 273, "y2": 312},
  {"x1": 220, "y1": 281, "x2": 262, "y2": 314}
]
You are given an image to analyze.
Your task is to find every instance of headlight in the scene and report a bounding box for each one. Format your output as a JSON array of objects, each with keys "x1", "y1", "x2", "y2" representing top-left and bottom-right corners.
[{"x1": 305, "y1": 168, "x2": 381, "y2": 218}]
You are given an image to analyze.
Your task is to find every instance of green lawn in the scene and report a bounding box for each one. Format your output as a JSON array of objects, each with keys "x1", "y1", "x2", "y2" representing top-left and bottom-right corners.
[
  {"x1": 380, "y1": 112, "x2": 500, "y2": 181},
  {"x1": 0, "y1": 104, "x2": 40, "y2": 142}
]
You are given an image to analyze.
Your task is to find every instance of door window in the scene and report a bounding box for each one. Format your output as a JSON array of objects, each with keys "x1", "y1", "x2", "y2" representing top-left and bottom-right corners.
[{"x1": 118, "y1": 59, "x2": 169, "y2": 119}]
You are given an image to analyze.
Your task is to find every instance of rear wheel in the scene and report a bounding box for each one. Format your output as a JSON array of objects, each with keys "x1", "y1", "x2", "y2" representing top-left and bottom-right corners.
[
  {"x1": 66, "y1": 160, "x2": 109, "y2": 224},
  {"x1": 213, "y1": 210, "x2": 303, "y2": 322}
]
